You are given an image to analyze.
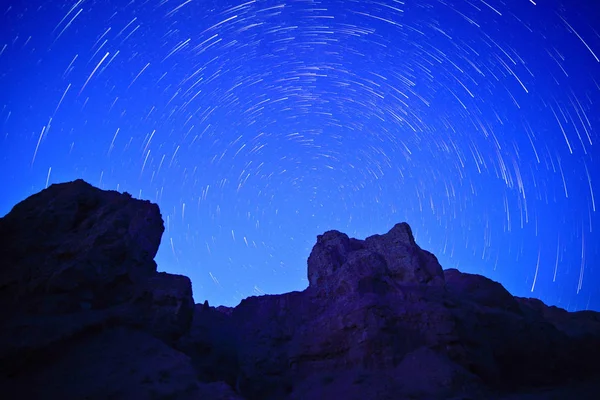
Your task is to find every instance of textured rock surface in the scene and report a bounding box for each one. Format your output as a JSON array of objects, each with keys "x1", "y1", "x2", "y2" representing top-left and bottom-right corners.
[
  {"x1": 0, "y1": 180, "x2": 216, "y2": 399},
  {"x1": 1, "y1": 180, "x2": 600, "y2": 399},
  {"x1": 181, "y1": 229, "x2": 600, "y2": 399},
  {"x1": 306, "y1": 223, "x2": 445, "y2": 298}
]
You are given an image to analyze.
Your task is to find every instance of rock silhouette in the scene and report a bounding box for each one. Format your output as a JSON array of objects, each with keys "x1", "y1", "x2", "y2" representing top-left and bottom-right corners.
[{"x1": 0, "y1": 180, "x2": 599, "y2": 399}]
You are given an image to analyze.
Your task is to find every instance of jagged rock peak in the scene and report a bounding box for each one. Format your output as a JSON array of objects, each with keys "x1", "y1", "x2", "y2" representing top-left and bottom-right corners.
[{"x1": 307, "y1": 222, "x2": 445, "y2": 297}]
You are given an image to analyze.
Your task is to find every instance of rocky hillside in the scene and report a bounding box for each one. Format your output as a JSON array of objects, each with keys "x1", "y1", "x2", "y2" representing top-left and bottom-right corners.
[{"x1": 1, "y1": 180, "x2": 599, "y2": 399}]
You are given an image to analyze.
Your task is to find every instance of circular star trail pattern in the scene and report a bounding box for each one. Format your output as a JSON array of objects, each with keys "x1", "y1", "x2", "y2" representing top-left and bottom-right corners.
[{"x1": 1, "y1": 0, "x2": 598, "y2": 309}]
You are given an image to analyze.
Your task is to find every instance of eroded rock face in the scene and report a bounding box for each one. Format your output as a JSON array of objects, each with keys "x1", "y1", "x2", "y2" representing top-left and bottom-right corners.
[
  {"x1": 2, "y1": 180, "x2": 600, "y2": 400},
  {"x1": 307, "y1": 222, "x2": 445, "y2": 298},
  {"x1": 0, "y1": 179, "x2": 162, "y2": 301},
  {"x1": 183, "y1": 225, "x2": 600, "y2": 400},
  {"x1": 363, "y1": 222, "x2": 445, "y2": 286},
  {"x1": 0, "y1": 180, "x2": 211, "y2": 398}
]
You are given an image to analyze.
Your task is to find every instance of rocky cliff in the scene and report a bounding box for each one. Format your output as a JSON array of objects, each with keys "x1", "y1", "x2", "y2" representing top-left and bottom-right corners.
[{"x1": 1, "y1": 180, "x2": 599, "y2": 399}]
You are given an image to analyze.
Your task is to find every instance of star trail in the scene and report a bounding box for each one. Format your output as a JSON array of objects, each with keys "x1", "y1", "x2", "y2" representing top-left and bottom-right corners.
[{"x1": 1, "y1": 0, "x2": 598, "y2": 310}]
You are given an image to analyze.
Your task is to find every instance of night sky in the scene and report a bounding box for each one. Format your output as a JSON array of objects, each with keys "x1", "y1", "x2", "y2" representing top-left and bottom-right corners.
[{"x1": 1, "y1": 0, "x2": 599, "y2": 311}]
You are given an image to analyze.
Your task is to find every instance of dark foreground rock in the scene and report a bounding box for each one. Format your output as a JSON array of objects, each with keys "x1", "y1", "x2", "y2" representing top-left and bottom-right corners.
[{"x1": 1, "y1": 180, "x2": 599, "y2": 399}]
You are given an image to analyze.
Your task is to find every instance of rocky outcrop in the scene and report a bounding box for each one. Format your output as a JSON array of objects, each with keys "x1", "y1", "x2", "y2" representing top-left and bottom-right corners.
[
  {"x1": 181, "y1": 228, "x2": 600, "y2": 399},
  {"x1": 0, "y1": 180, "x2": 228, "y2": 399},
  {"x1": 1, "y1": 180, "x2": 599, "y2": 399},
  {"x1": 307, "y1": 223, "x2": 445, "y2": 298}
]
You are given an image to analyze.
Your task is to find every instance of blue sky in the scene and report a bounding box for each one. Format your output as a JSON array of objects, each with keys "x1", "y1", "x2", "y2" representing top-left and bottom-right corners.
[{"x1": 1, "y1": 0, "x2": 599, "y2": 310}]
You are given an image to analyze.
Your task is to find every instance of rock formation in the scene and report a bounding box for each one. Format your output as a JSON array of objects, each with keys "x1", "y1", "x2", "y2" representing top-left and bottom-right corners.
[
  {"x1": 0, "y1": 180, "x2": 236, "y2": 399},
  {"x1": 1, "y1": 179, "x2": 599, "y2": 399}
]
